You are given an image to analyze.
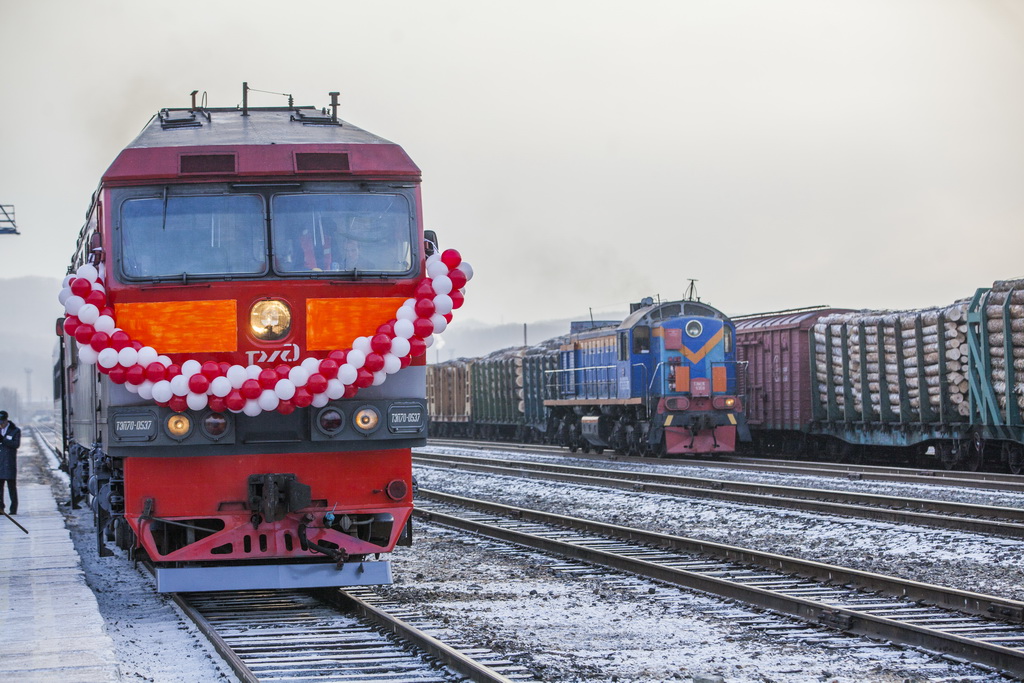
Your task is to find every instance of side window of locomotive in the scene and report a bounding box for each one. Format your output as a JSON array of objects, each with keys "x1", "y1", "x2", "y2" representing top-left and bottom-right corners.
[
  {"x1": 724, "y1": 327, "x2": 733, "y2": 353},
  {"x1": 632, "y1": 325, "x2": 650, "y2": 354},
  {"x1": 618, "y1": 331, "x2": 629, "y2": 361},
  {"x1": 121, "y1": 195, "x2": 266, "y2": 278},
  {"x1": 271, "y1": 193, "x2": 413, "y2": 275}
]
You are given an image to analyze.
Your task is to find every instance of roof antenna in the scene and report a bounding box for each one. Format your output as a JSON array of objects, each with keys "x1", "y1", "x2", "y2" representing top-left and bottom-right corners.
[
  {"x1": 190, "y1": 90, "x2": 198, "y2": 111},
  {"x1": 329, "y1": 92, "x2": 340, "y2": 123},
  {"x1": 242, "y1": 81, "x2": 249, "y2": 117},
  {"x1": 684, "y1": 279, "x2": 700, "y2": 302}
]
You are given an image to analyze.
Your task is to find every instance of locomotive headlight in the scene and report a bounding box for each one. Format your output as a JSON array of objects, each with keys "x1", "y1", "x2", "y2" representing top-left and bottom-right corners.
[
  {"x1": 201, "y1": 412, "x2": 229, "y2": 439},
  {"x1": 712, "y1": 396, "x2": 737, "y2": 410},
  {"x1": 685, "y1": 320, "x2": 703, "y2": 338},
  {"x1": 249, "y1": 300, "x2": 292, "y2": 341},
  {"x1": 353, "y1": 406, "x2": 381, "y2": 435},
  {"x1": 165, "y1": 413, "x2": 193, "y2": 440}
]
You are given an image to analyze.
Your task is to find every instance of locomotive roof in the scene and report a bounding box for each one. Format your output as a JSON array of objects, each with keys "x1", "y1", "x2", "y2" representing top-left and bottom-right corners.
[
  {"x1": 619, "y1": 299, "x2": 728, "y2": 330},
  {"x1": 103, "y1": 105, "x2": 420, "y2": 183}
]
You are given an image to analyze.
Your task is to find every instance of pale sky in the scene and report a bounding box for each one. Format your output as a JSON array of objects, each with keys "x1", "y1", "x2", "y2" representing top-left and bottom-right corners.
[{"x1": 2, "y1": 0, "x2": 1023, "y2": 328}]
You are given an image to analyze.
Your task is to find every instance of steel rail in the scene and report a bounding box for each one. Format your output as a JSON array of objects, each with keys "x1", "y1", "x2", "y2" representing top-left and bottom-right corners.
[
  {"x1": 415, "y1": 488, "x2": 1024, "y2": 678},
  {"x1": 427, "y1": 438, "x2": 1024, "y2": 493},
  {"x1": 169, "y1": 591, "x2": 260, "y2": 683},
  {"x1": 414, "y1": 451, "x2": 1024, "y2": 539}
]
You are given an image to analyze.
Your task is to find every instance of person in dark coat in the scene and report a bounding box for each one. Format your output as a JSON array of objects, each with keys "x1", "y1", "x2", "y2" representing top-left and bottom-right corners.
[{"x1": 0, "y1": 410, "x2": 21, "y2": 515}]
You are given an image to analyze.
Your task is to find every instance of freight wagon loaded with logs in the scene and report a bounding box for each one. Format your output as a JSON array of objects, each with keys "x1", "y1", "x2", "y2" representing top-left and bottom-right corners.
[{"x1": 734, "y1": 277, "x2": 1024, "y2": 471}]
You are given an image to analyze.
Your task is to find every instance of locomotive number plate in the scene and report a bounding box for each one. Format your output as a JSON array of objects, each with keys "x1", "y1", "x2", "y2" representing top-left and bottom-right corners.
[
  {"x1": 387, "y1": 402, "x2": 425, "y2": 434},
  {"x1": 112, "y1": 410, "x2": 158, "y2": 441}
]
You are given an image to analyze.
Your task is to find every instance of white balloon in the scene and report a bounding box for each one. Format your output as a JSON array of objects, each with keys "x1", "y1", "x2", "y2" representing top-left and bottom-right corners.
[
  {"x1": 431, "y1": 313, "x2": 448, "y2": 334},
  {"x1": 62, "y1": 275, "x2": 75, "y2": 288},
  {"x1": 396, "y1": 305, "x2": 417, "y2": 321},
  {"x1": 137, "y1": 346, "x2": 159, "y2": 367},
  {"x1": 188, "y1": 392, "x2": 209, "y2": 411},
  {"x1": 393, "y1": 319, "x2": 415, "y2": 340},
  {"x1": 390, "y1": 336, "x2": 411, "y2": 357},
  {"x1": 432, "y1": 276, "x2": 453, "y2": 296},
  {"x1": 210, "y1": 376, "x2": 232, "y2": 397},
  {"x1": 152, "y1": 381, "x2": 173, "y2": 403},
  {"x1": 257, "y1": 390, "x2": 279, "y2": 412},
  {"x1": 432, "y1": 294, "x2": 453, "y2": 315},
  {"x1": 117, "y1": 347, "x2": 139, "y2": 368},
  {"x1": 301, "y1": 357, "x2": 321, "y2": 375},
  {"x1": 423, "y1": 334, "x2": 435, "y2": 348},
  {"x1": 337, "y1": 364, "x2": 358, "y2": 385},
  {"x1": 137, "y1": 381, "x2": 155, "y2": 400},
  {"x1": 372, "y1": 370, "x2": 387, "y2": 386},
  {"x1": 311, "y1": 392, "x2": 329, "y2": 408},
  {"x1": 91, "y1": 281, "x2": 105, "y2": 296},
  {"x1": 243, "y1": 399, "x2": 263, "y2": 417},
  {"x1": 274, "y1": 378, "x2": 296, "y2": 400},
  {"x1": 227, "y1": 364, "x2": 248, "y2": 388},
  {"x1": 94, "y1": 315, "x2": 116, "y2": 334},
  {"x1": 98, "y1": 262, "x2": 106, "y2": 281},
  {"x1": 77, "y1": 303, "x2": 100, "y2": 325},
  {"x1": 58, "y1": 287, "x2": 72, "y2": 306},
  {"x1": 65, "y1": 295, "x2": 85, "y2": 316},
  {"x1": 97, "y1": 348, "x2": 119, "y2": 369},
  {"x1": 78, "y1": 346, "x2": 99, "y2": 365},
  {"x1": 427, "y1": 260, "x2": 449, "y2": 279},
  {"x1": 383, "y1": 353, "x2": 402, "y2": 374},
  {"x1": 326, "y1": 378, "x2": 344, "y2": 400},
  {"x1": 457, "y1": 261, "x2": 474, "y2": 281},
  {"x1": 346, "y1": 349, "x2": 366, "y2": 369},
  {"x1": 352, "y1": 336, "x2": 372, "y2": 354},
  {"x1": 426, "y1": 252, "x2": 441, "y2": 265},
  {"x1": 124, "y1": 382, "x2": 139, "y2": 394},
  {"x1": 288, "y1": 366, "x2": 309, "y2": 387},
  {"x1": 245, "y1": 364, "x2": 262, "y2": 379},
  {"x1": 181, "y1": 359, "x2": 202, "y2": 377},
  {"x1": 170, "y1": 375, "x2": 190, "y2": 397},
  {"x1": 157, "y1": 355, "x2": 172, "y2": 367},
  {"x1": 76, "y1": 263, "x2": 99, "y2": 282}
]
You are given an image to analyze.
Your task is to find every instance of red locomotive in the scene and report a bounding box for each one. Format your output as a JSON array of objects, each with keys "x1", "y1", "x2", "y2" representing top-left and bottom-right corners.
[{"x1": 56, "y1": 86, "x2": 471, "y2": 591}]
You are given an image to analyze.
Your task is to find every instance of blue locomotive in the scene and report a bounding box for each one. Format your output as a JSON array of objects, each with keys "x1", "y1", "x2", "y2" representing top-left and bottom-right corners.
[{"x1": 427, "y1": 295, "x2": 750, "y2": 457}]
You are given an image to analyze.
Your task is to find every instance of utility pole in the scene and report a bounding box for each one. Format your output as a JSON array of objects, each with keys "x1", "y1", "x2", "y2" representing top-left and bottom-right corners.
[
  {"x1": 24, "y1": 368, "x2": 31, "y2": 405},
  {"x1": 0, "y1": 205, "x2": 18, "y2": 234}
]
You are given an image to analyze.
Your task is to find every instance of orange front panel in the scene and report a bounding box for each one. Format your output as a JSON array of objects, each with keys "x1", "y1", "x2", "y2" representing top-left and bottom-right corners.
[
  {"x1": 307, "y1": 297, "x2": 407, "y2": 351},
  {"x1": 115, "y1": 300, "x2": 237, "y2": 353},
  {"x1": 674, "y1": 366, "x2": 690, "y2": 393},
  {"x1": 713, "y1": 365, "x2": 728, "y2": 392}
]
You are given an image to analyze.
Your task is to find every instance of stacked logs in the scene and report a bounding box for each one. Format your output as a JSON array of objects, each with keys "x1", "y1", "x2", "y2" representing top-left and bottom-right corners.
[{"x1": 986, "y1": 278, "x2": 1024, "y2": 414}]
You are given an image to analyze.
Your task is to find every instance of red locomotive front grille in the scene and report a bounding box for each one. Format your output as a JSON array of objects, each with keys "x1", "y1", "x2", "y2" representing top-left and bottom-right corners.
[{"x1": 123, "y1": 449, "x2": 412, "y2": 563}]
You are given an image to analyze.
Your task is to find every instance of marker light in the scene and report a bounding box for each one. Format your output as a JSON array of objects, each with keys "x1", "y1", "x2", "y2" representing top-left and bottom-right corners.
[
  {"x1": 249, "y1": 300, "x2": 292, "y2": 340},
  {"x1": 685, "y1": 320, "x2": 703, "y2": 338},
  {"x1": 316, "y1": 407, "x2": 345, "y2": 436},
  {"x1": 386, "y1": 479, "x2": 409, "y2": 501},
  {"x1": 202, "y1": 412, "x2": 228, "y2": 439},
  {"x1": 712, "y1": 396, "x2": 737, "y2": 410},
  {"x1": 165, "y1": 413, "x2": 192, "y2": 439},
  {"x1": 353, "y1": 406, "x2": 381, "y2": 435}
]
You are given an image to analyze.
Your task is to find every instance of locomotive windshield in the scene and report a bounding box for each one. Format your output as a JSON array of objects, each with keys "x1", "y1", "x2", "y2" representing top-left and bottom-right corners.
[{"x1": 117, "y1": 186, "x2": 415, "y2": 280}]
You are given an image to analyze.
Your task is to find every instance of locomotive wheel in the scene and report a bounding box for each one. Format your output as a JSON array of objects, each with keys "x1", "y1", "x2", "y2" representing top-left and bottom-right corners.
[
  {"x1": 1005, "y1": 443, "x2": 1024, "y2": 475},
  {"x1": 936, "y1": 441, "x2": 961, "y2": 470}
]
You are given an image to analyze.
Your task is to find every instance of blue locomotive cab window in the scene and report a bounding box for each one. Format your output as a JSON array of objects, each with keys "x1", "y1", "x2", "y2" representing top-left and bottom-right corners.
[
  {"x1": 633, "y1": 326, "x2": 650, "y2": 354},
  {"x1": 121, "y1": 195, "x2": 266, "y2": 278},
  {"x1": 272, "y1": 193, "x2": 413, "y2": 275}
]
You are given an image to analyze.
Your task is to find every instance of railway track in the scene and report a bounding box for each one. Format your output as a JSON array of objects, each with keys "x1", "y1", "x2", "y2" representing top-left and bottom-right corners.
[
  {"x1": 171, "y1": 587, "x2": 527, "y2": 682},
  {"x1": 414, "y1": 488, "x2": 1024, "y2": 679},
  {"x1": 413, "y1": 450, "x2": 1024, "y2": 539},
  {"x1": 428, "y1": 438, "x2": 1024, "y2": 494}
]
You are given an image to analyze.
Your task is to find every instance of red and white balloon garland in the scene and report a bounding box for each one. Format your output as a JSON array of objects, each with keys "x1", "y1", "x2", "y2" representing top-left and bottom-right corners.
[{"x1": 57, "y1": 249, "x2": 473, "y2": 417}]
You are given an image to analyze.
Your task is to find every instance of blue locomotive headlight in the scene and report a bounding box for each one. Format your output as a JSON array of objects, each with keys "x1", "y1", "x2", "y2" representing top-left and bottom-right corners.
[{"x1": 685, "y1": 320, "x2": 703, "y2": 338}]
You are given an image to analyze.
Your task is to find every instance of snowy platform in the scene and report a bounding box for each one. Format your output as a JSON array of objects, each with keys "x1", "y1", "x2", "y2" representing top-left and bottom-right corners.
[{"x1": 0, "y1": 440, "x2": 120, "y2": 682}]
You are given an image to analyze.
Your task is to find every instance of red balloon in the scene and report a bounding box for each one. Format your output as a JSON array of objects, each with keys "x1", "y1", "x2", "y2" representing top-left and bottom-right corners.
[
  {"x1": 377, "y1": 320, "x2": 396, "y2": 337},
  {"x1": 126, "y1": 364, "x2": 146, "y2": 385},
  {"x1": 74, "y1": 323, "x2": 95, "y2": 344},
  {"x1": 108, "y1": 366, "x2": 128, "y2": 384},
  {"x1": 293, "y1": 387, "x2": 313, "y2": 408},
  {"x1": 450, "y1": 289, "x2": 465, "y2": 310},
  {"x1": 85, "y1": 290, "x2": 107, "y2": 308},
  {"x1": 275, "y1": 363, "x2": 291, "y2": 379},
  {"x1": 415, "y1": 279, "x2": 436, "y2": 298},
  {"x1": 414, "y1": 297, "x2": 436, "y2": 318},
  {"x1": 240, "y1": 378, "x2": 262, "y2": 399},
  {"x1": 70, "y1": 278, "x2": 92, "y2": 298},
  {"x1": 258, "y1": 368, "x2": 278, "y2": 389},
  {"x1": 89, "y1": 331, "x2": 110, "y2": 352},
  {"x1": 101, "y1": 307, "x2": 115, "y2": 319},
  {"x1": 448, "y1": 269, "x2": 468, "y2": 290},
  {"x1": 409, "y1": 337, "x2": 427, "y2": 357},
  {"x1": 371, "y1": 333, "x2": 392, "y2": 354},
  {"x1": 364, "y1": 353, "x2": 385, "y2": 373},
  {"x1": 208, "y1": 396, "x2": 226, "y2": 413},
  {"x1": 146, "y1": 362, "x2": 166, "y2": 383},
  {"x1": 319, "y1": 358, "x2": 339, "y2": 379},
  {"x1": 306, "y1": 373, "x2": 328, "y2": 394},
  {"x1": 441, "y1": 248, "x2": 462, "y2": 270},
  {"x1": 277, "y1": 399, "x2": 296, "y2": 415},
  {"x1": 219, "y1": 361, "x2": 233, "y2": 376},
  {"x1": 443, "y1": 312, "x2": 453, "y2": 323},
  {"x1": 201, "y1": 361, "x2": 221, "y2": 380},
  {"x1": 62, "y1": 316, "x2": 80, "y2": 337},
  {"x1": 165, "y1": 364, "x2": 182, "y2": 379},
  {"x1": 343, "y1": 384, "x2": 359, "y2": 398},
  {"x1": 188, "y1": 373, "x2": 210, "y2": 394},
  {"x1": 131, "y1": 341, "x2": 143, "y2": 351},
  {"x1": 413, "y1": 317, "x2": 434, "y2": 338},
  {"x1": 110, "y1": 330, "x2": 131, "y2": 351},
  {"x1": 225, "y1": 390, "x2": 245, "y2": 412},
  {"x1": 355, "y1": 368, "x2": 374, "y2": 388},
  {"x1": 168, "y1": 395, "x2": 188, "y2": 413},
  {"x1": 328, "y1": 349, "x2": 347, "y2": 364},
  {"x1": 399, "y1": 354, "x2": 412, "y2": 369}
]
